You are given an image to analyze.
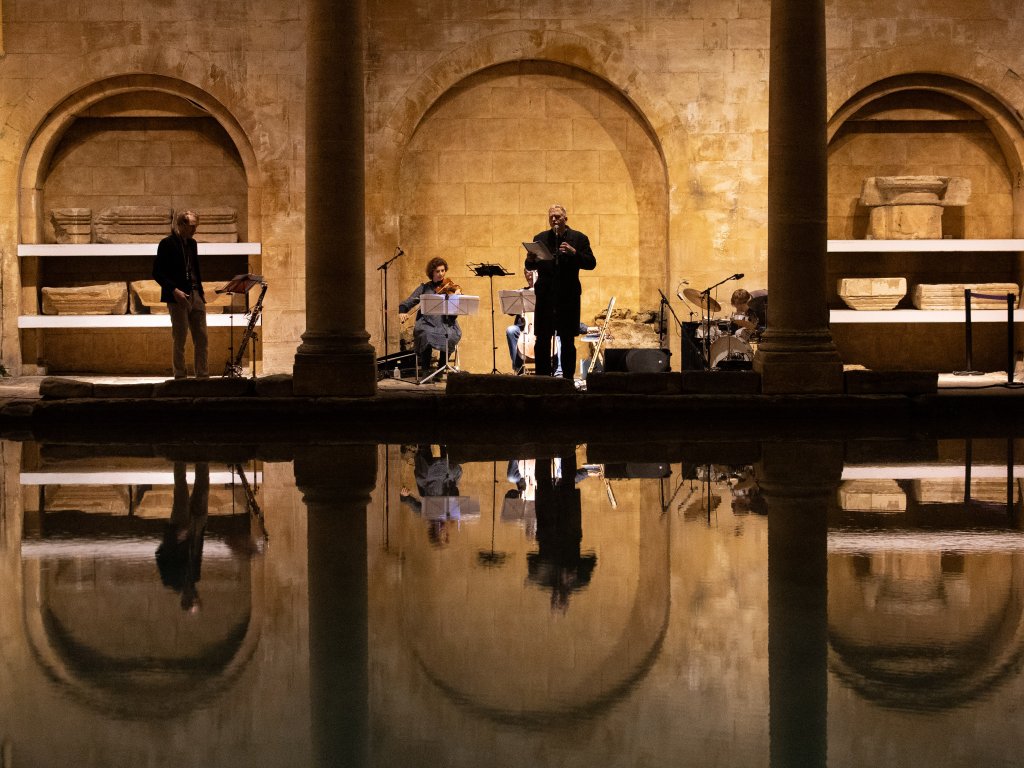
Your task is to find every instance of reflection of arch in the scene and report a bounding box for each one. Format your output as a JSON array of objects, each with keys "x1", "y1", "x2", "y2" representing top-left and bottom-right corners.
[
  {"x1": 400, "y1": 472, "x2": 671, "y2": 724},
  {"x1": 828, "y1": 551, "x2": 1024, "y2": 711},
  {"x1": 17, "y1": 73, "x2": 260, "y2": 243},
  {"x1": 21, "y1": 546, "x2": 262, "y2": 721}
]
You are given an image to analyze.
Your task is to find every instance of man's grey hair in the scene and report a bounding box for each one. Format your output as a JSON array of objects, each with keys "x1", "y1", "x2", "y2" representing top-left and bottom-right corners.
[{"x1": 172, "y1": 209, "x2": 199, "y2": 235}]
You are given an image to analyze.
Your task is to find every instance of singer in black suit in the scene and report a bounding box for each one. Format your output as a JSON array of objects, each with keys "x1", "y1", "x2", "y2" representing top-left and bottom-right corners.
[{"x1": 524, "y1": 204, "x2": 597, "y2": 379}]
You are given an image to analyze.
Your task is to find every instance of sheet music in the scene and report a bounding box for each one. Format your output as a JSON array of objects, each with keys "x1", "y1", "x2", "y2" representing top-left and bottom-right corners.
[{"x1": 523, "y1": 240, "x2": 554, "y2": 261}]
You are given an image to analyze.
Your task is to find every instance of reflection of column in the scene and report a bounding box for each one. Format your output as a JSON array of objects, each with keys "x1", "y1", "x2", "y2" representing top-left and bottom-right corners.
[
  {"x1": 293, "y1": 0, "x2": 376, "y2": 396},
  {"x1": 754, "y1": 0, "x2": 843, "y2": 393},
  {"x1": 296, "y1": 446, "x2": 378, "y2": 768},
  {"x1": 758, "y1": 442, "x2": 842, "y2": 768}
]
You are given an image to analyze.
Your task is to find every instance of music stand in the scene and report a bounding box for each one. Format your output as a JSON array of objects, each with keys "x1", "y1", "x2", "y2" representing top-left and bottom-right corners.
[
  {"x1": 469, "y1": 262, "x2": 512, "y2": 373},
  {"x1": 217, "y1": 274, "x2": 266, "y2": 378},
  {"x1": 417, "y1": 293, "x2": 480, "y2": 385}
]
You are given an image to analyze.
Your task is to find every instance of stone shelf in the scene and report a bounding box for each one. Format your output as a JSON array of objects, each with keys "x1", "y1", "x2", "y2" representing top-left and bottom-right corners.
[
  {"x1": 17, "y1": 242, "x2": 262, "y2": 257},
  {"x1": 18, "y1": 314, "x2": 260, "y2": 328},
  {"x1": 21, "y1": 469, "x2": 261, "y2": 485},
  {"x1": 830, "y1": 309, "x2": 1024, "y2": 323},
  {"x1": 828, "y1": 239, "x2": 1024, "y2": 252}
]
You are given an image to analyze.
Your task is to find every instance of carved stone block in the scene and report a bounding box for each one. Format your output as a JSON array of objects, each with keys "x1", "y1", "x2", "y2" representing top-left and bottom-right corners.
[
  {"x1": 129, "y1": 279, "x2": 241, "y2": 313},
  {"x1": 195, "y1": 206, "x2": 239, "y2": 242},
  {"x1": 837, "y1": 277, "x2": 907, "y2": 310},
  {"x1": 41, "y1": 282, "x2": 129, "y2": 315},
  {"x1": 911, "y1": 283, "x2": 1019, "y2": 310},
  {"x1": 50, "y1": 208, "x2": 92, "y2": 244},
  {"x1": 837, "y1": 480, "x2": 907, "y2": 512},
  {"x1": 860, "y1": 176, "x2": 971, "y2": 240},
  {"x1": 93, "y1": 206, "x2": 173, "y2": 243},
  {"x1": 911, "y1": 478, "x2": 1009, "y2": 505}
]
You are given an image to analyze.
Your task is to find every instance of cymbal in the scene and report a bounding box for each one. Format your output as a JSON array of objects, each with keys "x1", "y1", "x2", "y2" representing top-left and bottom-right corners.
[{"x1": 682, "y1": 288, "x2": 721, "y2": 313}]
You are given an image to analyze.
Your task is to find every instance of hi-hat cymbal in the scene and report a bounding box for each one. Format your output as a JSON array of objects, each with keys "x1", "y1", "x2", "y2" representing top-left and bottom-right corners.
[{"x1": 682, "y1": 288, "x2": 721, "y2": 313}]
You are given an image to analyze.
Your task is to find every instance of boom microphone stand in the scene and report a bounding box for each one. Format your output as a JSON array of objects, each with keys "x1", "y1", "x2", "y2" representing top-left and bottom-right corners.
[
  {"x1": 377, "y1": 246, "x2": 404, "y2": 380},
  {"x1": 698, "y1": 272, "x2": 744, "y2": 370}
]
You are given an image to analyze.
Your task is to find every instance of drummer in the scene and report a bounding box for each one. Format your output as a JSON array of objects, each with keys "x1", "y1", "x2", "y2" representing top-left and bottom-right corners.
[{"x1": 728, "y1": 288, "x2": 759, "y2": 342}]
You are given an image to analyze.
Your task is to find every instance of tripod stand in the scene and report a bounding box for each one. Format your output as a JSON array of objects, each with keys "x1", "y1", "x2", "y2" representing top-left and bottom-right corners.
[{"x1": 468, "y1": 262, "x2": 512, "y2": 373}]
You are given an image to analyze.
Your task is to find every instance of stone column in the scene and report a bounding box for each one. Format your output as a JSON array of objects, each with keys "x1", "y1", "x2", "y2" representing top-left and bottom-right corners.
[
  {"x1": 294, "y1": 0, "x2": 376, "y2": 396},
  {"x1": 296, "y1": 445, "x2": 378, "y2": 768},
  {"x1": 758, "y1": 441, "x2": 842, "y2": 768},
  {"x1": 754, "y1": 0, "x2": 843, "y2": 393}
]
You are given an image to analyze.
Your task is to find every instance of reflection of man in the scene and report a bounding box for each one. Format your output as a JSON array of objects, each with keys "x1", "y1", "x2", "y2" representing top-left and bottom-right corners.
[
  {"x1": 527, "y1": 453, "x2": 597, "y2": 612},
  {"x1": 525, "y1": 204, "x2": 597, "y2": 379},
  {"x1": 400, "y1": 445, "x2": 463, "y2": 545},
  {"x1": 156, "y1": 462, "x2": 209, "y2": 612}
]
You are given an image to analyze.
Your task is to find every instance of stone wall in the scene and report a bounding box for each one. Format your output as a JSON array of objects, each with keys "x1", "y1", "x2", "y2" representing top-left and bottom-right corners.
[{"x1": 1, "y1": 1, "x2": 1024, "y2": 375}]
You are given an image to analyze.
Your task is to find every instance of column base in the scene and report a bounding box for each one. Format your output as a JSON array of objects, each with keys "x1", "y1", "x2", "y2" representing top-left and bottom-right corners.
[
  {"x1": 754, "y1": 329, "x2": 843, "y2": 394},
  {"x1": 294, "y1": 332, "x2": 376, "y2": 396}
]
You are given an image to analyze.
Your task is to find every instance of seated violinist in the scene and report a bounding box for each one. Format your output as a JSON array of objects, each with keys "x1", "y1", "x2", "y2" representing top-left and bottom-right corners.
[{"x1": 399, "y1": 256, "x2": 462, "y2": 374}]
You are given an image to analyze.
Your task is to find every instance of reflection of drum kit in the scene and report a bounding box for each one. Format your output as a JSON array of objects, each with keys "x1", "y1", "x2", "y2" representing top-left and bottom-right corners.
[{"x1": 683, "y1": 288, "x2": 755, "y2": 370}]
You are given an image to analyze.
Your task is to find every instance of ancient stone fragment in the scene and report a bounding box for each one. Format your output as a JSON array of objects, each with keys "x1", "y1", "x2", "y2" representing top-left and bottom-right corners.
[
  {"x1": 837, "y1": 277, "x2": 907, "y2": 310},
  {"x1": 41, "y1": 282, "x2": 129, "y2": 315}
]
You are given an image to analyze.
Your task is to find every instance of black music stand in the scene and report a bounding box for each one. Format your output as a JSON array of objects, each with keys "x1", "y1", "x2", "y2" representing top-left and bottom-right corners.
[
  {"x1": 469, "y1": 262, "x2": 512, "y2": 373},
  {"x1": 417, "y1": 293, "x2": 480, "y2": 384},
  {"x1": 217, "y1": 273, "x2": 265, "y2": 378}
]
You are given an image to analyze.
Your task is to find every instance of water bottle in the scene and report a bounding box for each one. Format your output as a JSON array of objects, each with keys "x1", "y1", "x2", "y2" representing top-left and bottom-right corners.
[{"x1": 393, "y1": 365, "x2": 401, "y2": 379}]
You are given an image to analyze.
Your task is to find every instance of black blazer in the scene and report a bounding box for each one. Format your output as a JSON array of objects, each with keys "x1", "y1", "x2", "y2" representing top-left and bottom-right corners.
[
  {"x1": 525, "y1": 226, "x2": 597, "y2": 336},
  {"x1": 153, "y1": 232, "x2": 204, "y2": 303}
]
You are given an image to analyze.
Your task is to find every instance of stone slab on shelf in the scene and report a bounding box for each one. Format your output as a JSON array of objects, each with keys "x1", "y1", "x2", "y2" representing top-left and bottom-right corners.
[
  {"x1": 911, "y1": 478, "x2": 1011, "y2": 505},
  {"x1": 41, "y1": 282, "x2": 128, "y2": 315},
  {"x1": 93, "y1": 205, "x2": 173, "y2": 243},
  {"x1": 19, "y1": 314, "x2": 259, "y2": 328},
  {"x1": 911, "y1": 282, "x2": 1019, "y2": 310},
  {"x1": 50, "y1": 208, "x2": 92, "y2": 244},
  {"x1": 837, "y1": 277, "x2": 907, "y2": 310},
  {"x1": 837, "y1": 479, "x2": 907, "y2": 512},
  {"x1": 129, "y1": 280, "x2": 241, "y2": 314}
]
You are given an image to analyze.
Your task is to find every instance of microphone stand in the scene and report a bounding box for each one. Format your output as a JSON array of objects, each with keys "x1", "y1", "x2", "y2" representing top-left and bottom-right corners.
[
  {"x1": 658, "y1": 289, "x2": 686, "y2": 372},
  {"x1": 697, "y1": 273, "x2": 742, "y2": 371},
  {"x1": 376, "y1": 247, "x2": 403, "y2": 379}
]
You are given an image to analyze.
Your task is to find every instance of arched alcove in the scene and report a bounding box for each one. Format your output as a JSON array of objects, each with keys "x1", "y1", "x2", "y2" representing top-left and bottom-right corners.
[
  {"x1": 394, "y1": 60, "x2": 669, "y2": 374},
  {"x1": 826, "y1": 74, "x2": 1024, "y2": 371}
]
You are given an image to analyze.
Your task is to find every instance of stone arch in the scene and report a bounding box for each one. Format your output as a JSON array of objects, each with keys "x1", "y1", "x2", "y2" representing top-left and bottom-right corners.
[
  {"x1": 826, "y1": 47, "x2": 1024, "y2": 235},
  {"x1": 370, "y1": 31, "x2": 676, "y2": 360},
  {"x1": 17, "y1": 72, "x2": 260, "y2": 244}
]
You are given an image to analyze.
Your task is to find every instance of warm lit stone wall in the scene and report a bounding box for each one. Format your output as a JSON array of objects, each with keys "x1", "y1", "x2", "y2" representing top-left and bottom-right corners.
[
  {"x1": 2, "y1": 1, "x2": 1024, "y2": 375},
  {"x1": 0, "y1": 1, "x2": 305, "y2": 374}
]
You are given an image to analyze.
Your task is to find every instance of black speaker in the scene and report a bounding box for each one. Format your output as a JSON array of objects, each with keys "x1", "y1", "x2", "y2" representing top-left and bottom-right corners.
[{"x1": 604, "y1": 348, "x2": 670, "y2": 373}]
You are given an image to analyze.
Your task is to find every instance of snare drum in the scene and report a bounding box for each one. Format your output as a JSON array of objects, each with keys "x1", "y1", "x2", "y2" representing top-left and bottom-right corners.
[{"x1": 710, "y1": 336, "x2": 753, "y2": 369}]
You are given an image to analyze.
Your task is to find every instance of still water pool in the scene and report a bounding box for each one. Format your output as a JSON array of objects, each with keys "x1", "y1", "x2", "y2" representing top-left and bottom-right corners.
[{"x1": 5, "y1": 438, "x2": 1024, "y2": 767}]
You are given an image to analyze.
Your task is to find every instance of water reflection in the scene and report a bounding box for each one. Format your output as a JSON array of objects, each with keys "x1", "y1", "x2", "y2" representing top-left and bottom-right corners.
[{"x1": 3, "y1": 438, "x2": 1024, "y2": 765}]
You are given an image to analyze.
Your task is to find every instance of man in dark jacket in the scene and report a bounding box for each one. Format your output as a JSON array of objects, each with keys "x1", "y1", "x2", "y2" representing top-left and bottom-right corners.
[
  {"x1": 153, "y1": 209, "x2": 207, "y2": 378},
  {"x1": 524, "y1": 204, "x2": 597, "y2": 379}
]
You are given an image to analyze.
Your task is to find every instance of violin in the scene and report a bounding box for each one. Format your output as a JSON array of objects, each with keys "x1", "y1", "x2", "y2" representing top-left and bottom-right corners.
[{"x1": 434, "y1": 277, "x2": 462, "y2": 295}]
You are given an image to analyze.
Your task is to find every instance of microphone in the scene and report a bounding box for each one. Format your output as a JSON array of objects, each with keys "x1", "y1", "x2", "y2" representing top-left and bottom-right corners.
[
  {"x1": 675, "y1": 279, "x2": 690, "y2": 301},
  {"x1": 395, "y1": 246, "x2": 404, "y2": 257},
  {"x1": 732, "y1": 273, "x2": 744, "y2": 280}
]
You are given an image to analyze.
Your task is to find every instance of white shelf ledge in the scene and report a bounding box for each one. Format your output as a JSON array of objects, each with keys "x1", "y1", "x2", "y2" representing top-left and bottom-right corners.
[
  {"x1": 842, "y1": 465, "x2": 1024, "y2": 480},
  {"x1": 17, "y1": 242, "x2": 261, "y2": 257},
  {"x1": 18, "y1": 314, "x2": 259, "y2": 328},
  {"x1": 831, "y1": 309, "x2": 1024, "y2": 323},
  {"x1": 828, "y1": 239, "x2": 1024, "y2": 252},
  {"x1": 21, "y1": 470, "x2": 261, "y2": 485}
]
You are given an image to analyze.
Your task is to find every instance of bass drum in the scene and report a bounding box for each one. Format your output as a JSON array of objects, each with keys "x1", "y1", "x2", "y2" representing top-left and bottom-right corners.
[{"x1": 710, "y1": 336, "x2": 753, "y2": 370}]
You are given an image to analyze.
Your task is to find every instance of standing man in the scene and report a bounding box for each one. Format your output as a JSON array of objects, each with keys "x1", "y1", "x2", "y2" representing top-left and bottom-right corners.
[
  {"x1": 525, "y1": 204, "x2": 597, "y2": 379},
  {"x1": 154, "y1": 209, "x2": 208, "y2": 379}
]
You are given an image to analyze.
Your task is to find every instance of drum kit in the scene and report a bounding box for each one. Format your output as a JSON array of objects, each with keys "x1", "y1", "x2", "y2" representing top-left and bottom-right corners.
[{"x1": 682, "y1": 287, "x2": 755, "y2": 370}]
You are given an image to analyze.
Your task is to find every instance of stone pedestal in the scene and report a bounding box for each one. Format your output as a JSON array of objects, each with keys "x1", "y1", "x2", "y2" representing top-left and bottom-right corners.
[
  {"x1": 861, "y1": 176, "x2": 971, "y2": 240},
  {"x1": 837, "y1": 277, "x2": 907, "y2": 310}
]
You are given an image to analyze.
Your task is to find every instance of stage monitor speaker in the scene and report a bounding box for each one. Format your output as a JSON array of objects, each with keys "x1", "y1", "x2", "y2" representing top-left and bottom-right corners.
[{"x1": 604, "y1": 348, "x2": 670, "y2": 373}]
